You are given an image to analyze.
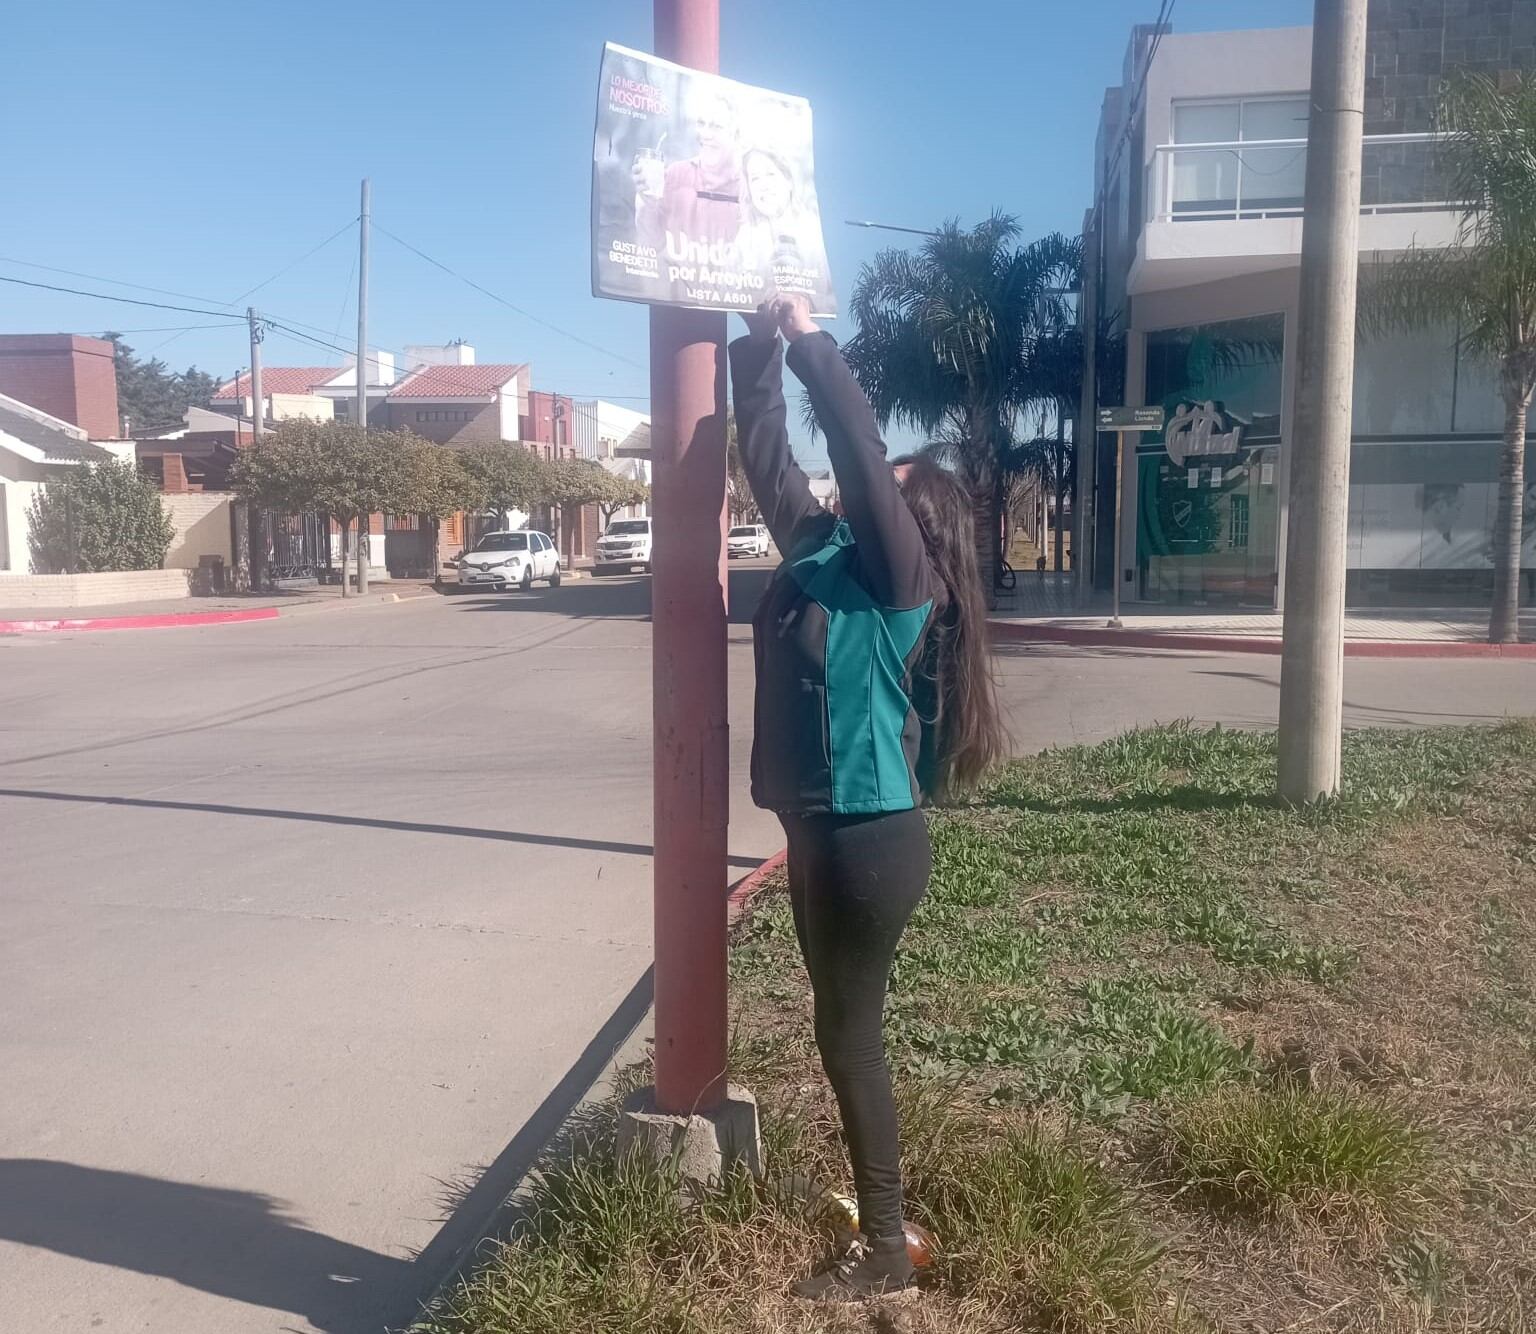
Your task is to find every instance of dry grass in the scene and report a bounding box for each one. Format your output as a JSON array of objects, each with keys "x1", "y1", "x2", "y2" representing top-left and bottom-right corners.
[{"x1": 415, "y1": 723, "x2": 1536, "y2": 1334}]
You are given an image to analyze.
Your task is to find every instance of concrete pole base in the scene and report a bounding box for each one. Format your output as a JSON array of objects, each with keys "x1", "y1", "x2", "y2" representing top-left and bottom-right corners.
[{"x1": 616, "y1": 1084, "x2": 763, "y2": 1184}]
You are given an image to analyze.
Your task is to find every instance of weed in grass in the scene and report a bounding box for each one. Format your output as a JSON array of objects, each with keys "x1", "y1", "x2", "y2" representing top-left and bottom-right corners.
[
  {"x1": 910, "y1": 974, "x2": 1254, "y2": 1119},
  {"x1": 1171, "y1": 901, "x2": 1355, "y2": 982},
  {"x1": 907, "y1": 1113, "x2": 1166, "y2": 1332},
  {"x1": 1163, "y1": 1085, "x2": 1428, "y2": 1227},
  {"x1": 924, "y1": 819, "x2": 1021, "y2": 909},
  {"x1": 1386, "y1": 1234, "x2": 1450, "y2": 1315}
]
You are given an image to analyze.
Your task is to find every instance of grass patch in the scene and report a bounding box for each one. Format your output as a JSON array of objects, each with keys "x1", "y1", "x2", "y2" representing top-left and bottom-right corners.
[
  {"x1": 1162, "y1": 1085, "x2": 1429, "y2": 1225},
  {"x1": 420, "y1": 723, "x2": 1536, "y2": 1334}
]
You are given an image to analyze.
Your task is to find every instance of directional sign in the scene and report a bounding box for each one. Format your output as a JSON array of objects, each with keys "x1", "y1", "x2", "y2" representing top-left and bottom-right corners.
[{"x1": 1097, "y1": 405, "x2": 1165, "y2": 431}]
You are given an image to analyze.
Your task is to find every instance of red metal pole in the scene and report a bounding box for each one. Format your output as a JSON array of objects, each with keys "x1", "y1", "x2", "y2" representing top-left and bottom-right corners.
[{"x1": 651, "y1": 0, "x2": 730, "y2": 1115}]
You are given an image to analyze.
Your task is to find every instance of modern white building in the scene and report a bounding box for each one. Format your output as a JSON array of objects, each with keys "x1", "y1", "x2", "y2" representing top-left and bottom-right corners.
[{"x1": 1085, "y1": 9, "x2": 1536, "y2": 609}]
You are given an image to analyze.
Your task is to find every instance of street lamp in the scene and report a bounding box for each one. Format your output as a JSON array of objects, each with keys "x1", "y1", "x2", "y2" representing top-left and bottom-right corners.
[{"x1": 845, "y1": 219, "x2": 940, "y2": 238}]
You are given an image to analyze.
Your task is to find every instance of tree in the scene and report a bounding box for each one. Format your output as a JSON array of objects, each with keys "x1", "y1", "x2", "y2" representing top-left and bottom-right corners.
[
  {"x1": 541, "y1": 458, "x2": 638, "y2": 552},
  {"x1": 595, "y1": 470, "x2": 650, "y2": 524},
  {"x1": 725, "y1": 412, "x2": 760, "y2": 523},
  {"x1": 543, "y1": 457, "x2": 615, "y2": 508},
  {"x1": 230, "y1": 419, "x2": 378, "y2": 596},
  {"x1": 103, "y1": 335, "x2": 219, "y2": 433},
  {"x1": 459, "y1": 442, "x2": 550, "y2": 526},
  {"x1": 1364, "y1": 72, "x2": 1536, "y2": 643},
  {"x1": 27, "y1": 457, "x2": 174, "y2": 573},
  {"x1": 839, "y1": 216, "x2": 1081, "y2": 598}
]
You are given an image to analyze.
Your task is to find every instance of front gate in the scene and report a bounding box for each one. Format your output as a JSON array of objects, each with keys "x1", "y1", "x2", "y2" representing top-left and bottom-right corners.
[{"x1": 260, "y1": 511, "x2": 326, "y2": 587}]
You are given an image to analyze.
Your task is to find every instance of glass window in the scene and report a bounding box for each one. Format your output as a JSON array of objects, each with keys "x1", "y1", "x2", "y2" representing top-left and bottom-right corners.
[
  {"x1": 1170, "y1": 97, "x2": 1308, "y2": 217},
  {"x1": 1173, "y1": 102, "x2": 1239, "y2": 144},
  {"x1": 472, "y1": 532, "x2": 529, "y2": 553},
  {"x1": 1241, "y1": 98, "x2": 1309, "y2": 141},
  {"x1": 1451, "y1": 346, "x2": 1506, "y2": 434},
  {"x1": 1171, "y1": 102, "x2": 1238, "y2": 215},
  {"x1": 1145, "y1": 313, "x2": 1285, "y2": 443},
  {"x1": 1139, "y1": 313, "x2": 1286, "y2": 606},
  {"x1": 1352, "y1": 326, "x2": 1457, "y2": 435},
  {"x1": 606, "y1": 519, "x2": 650, "y2": 536}
]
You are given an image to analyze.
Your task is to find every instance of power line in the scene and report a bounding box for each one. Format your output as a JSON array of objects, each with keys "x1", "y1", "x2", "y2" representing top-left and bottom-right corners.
[
  {"x1": 374, "y1": 223, "x2": 645, "y2": 372},
  {"x1": 0, "y1": 274, "x2": 238, "y2": 320},
  {"x1": 2, "y1": 248, "x2": 651, "y2": 404},
  {"x1": 96, "y1": 323, "x2": 246, "y2": 336},
  {"x1": 228, "y1": 219, "x2": 357, "y2": 306},
  {"x1": 0, "y1": 257, "x2": 237, "y2": 310}
]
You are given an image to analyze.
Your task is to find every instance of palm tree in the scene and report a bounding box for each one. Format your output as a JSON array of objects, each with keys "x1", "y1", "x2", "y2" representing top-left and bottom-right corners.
[
  {"x1": 1365, "y1": 73, "x2": 1536, "y2": 643},
  {"x1": 840, "y1": 215, "x2": 1081, "y2": 598}
]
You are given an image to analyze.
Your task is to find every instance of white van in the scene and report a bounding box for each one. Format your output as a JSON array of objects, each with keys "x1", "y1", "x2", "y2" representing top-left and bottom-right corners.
[{"x1": 594, "y1": 516, "x2": 653, "y2": 575}]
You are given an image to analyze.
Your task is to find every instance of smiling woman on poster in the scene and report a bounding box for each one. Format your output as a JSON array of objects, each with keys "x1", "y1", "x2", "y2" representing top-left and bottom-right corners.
[{"x1": 735, "y1": 146, "x2": 832, "y2": 310}]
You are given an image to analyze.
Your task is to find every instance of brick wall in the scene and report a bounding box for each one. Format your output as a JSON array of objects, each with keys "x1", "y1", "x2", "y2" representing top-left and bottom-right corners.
[
  {"x1": 386, "y1": 400, "x2": 502, "y2": 444},
  {"x1": 1366, "y1": 0, "x2": 1536, "y2": 134},
  {"x1": 0, "y1": 568, "x2": 192, "y2": 608},
  {"x1": 163, "y1": 493, "x2": 233, "y2": 571},
  {"x1": 0, "y1": 335, "x2": 122, "y2": 438}
]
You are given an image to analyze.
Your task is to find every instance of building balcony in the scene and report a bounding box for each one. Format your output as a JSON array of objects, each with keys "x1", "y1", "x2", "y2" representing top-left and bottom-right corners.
[{"x1": 1129, "y1": 133, "x2": 1462, "y2": 294}]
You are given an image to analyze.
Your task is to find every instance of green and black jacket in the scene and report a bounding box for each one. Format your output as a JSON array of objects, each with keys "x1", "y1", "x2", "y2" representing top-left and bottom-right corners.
[{"x1": 729, "y1": 330, "x2": 938, "y2": 817}]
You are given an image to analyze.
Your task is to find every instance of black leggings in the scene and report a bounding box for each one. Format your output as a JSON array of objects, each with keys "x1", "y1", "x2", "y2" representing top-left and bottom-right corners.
[{"x1": 780, "y1": 807, "x2": 931, "y2": 1242}]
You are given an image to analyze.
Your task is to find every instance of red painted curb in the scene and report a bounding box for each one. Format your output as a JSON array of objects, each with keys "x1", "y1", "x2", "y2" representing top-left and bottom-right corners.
[
  {"x1": 726, "y1": 848, "x2": 787, "y2": 912},
  {"x1": 989, "y1": 620, "x2": 1536, "y2": 660},
  {"x1": 0, "y1": 608, "x2": 282, "y2": 635}
]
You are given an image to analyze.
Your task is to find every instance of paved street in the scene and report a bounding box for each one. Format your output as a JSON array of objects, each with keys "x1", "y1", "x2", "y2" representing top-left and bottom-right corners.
[{"x1": 1, "y1": 564, "x2": 1532, "y2": 1334}]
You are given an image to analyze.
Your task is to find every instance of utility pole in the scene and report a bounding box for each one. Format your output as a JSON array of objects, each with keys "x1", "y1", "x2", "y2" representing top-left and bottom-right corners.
[
  {"x1": 1278, "y1": 0, "x2": 1368, "y2": 802},
  {"x1": 247, "y1": 308, "x2": 267, "y2": 592},
  {"x1": 355, "y1": 178, "x2": 371, "y2": 597},
  {"x1": 616, "y1": 0, "x2": 759, "y2": 1188},
  {"x1": 649, "y1": 0, "x2": 731, "y2": 1120},
  {"x1": 1074, "y1": 211, "x2": 1100, "y2": 606},
  {"x1": 248, "y1": 309, "x2": 266, "y2": 441}
]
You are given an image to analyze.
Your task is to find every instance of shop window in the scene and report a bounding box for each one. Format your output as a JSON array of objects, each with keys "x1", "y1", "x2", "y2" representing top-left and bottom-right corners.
[{"x1": 1138, "y1": 313, "x2": 1285, "y2": 606}]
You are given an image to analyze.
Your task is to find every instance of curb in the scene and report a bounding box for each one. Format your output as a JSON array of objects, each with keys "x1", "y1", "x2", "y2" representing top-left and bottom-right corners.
[
  {"x1": 0, "y1": 608, "x2": 281, "y2": 635},
  {"x1": 989, "y1": 620, "x2": 1536, "y2": 660},
  {"x1": 412, "y1": 844, "x2": 788, "y2": 1323},
  {"x1": 0, "y1": 587, "x2": 442, "y2": 634},
  {"x1": 727, "y1": 847, "x2": 787, "y2": 914}
]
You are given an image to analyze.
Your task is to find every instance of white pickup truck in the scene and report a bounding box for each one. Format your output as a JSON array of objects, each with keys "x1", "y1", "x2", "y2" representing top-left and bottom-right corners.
[{"x1": 594, "y1": 517, "x2": 653, "y2": 575}]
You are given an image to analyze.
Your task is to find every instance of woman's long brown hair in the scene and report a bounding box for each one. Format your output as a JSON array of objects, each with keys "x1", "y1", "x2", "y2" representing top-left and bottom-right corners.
[{"x1": 894, "y1": 454, "x2": 1006, "y2": 800}]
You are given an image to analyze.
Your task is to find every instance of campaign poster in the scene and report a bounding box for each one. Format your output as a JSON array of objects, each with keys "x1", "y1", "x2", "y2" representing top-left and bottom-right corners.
[{"x1": 591, "y1": 43, "x2": 838, "y2": 317}]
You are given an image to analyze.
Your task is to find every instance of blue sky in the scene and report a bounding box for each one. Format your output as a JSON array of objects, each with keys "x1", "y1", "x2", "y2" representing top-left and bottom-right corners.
[{"x1": 0, "y1": 0, "x2": 1312, "y2": 454}]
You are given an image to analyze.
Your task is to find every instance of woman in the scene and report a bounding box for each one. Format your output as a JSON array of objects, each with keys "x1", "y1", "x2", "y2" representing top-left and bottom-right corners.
[
  {"x1": 730, "y1": 294, "x2": 1004, "y2": 1302},
  {"x1": 734, "y1": 148, "x2": 831, "y2": 307}
]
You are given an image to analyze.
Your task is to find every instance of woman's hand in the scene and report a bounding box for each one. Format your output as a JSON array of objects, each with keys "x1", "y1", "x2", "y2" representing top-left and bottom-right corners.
[
  {"x1": 771, "y1": 294, "x2": 820, "y2": 342},
  {"x1": 741, "y1": 300, "x2": 781, "y2": 344}
]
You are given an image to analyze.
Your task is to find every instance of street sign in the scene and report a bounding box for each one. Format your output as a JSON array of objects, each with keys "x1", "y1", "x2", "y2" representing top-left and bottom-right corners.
[
  {"x1": 615, "y1": 447, "x2": 652, "y2": 458},
  {"x1": 1097, "y1": 405, "x2": 1165, "y2": 431}
]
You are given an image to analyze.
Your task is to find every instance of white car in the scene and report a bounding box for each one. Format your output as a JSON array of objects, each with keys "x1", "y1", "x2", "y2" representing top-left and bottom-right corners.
[
  {"x1": 451, "y1": 530, "x2": 561, "y2": 592},
  {"x1": 728, "y1": 524, "x2": 771, "y2": 559},
  {"x1": 594, "y1": 517, "x2": 653, "y2": 575}
]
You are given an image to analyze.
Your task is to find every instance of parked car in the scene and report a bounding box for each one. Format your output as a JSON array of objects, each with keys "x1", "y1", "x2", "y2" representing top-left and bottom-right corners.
[
  {"x1": 594, "y1": 516, "x2": 653, "y2": 575},
  {"x1": 728, "y1": 523, "x2": 771, "y2": 559},
  {"x1": 450, "y1": 530, "x2": 561, "y2": 592}
]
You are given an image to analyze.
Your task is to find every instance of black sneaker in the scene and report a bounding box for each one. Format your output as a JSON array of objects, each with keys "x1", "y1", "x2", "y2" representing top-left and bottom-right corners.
[{"x1": 791, "y1": 1236, "x2": 916, "y2": 1303}]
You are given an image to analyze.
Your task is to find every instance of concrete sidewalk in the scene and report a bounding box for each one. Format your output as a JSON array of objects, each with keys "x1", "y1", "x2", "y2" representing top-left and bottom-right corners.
[{"x1": 993, "y1": 574, "x2": 1534, "y2": 650}]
